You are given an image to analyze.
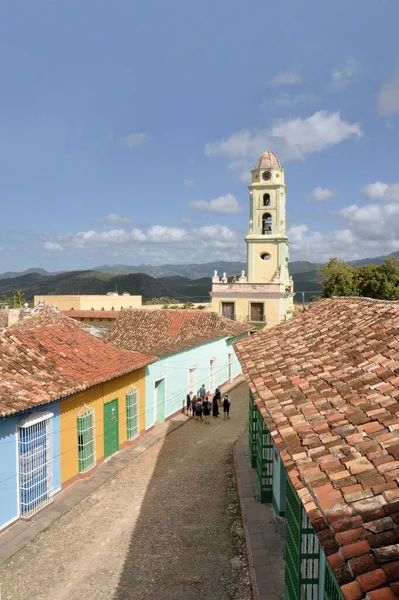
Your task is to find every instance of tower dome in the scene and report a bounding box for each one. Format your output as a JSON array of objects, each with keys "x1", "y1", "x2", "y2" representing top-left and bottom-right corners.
[{"x1": 255, "y1": 150, "x2": 281, "y2": 169}]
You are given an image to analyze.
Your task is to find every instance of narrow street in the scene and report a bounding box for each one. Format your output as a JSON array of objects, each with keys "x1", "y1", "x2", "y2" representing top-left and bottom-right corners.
[{"x1": 0, "y1": 383, "x2": 252, "y2": 600}]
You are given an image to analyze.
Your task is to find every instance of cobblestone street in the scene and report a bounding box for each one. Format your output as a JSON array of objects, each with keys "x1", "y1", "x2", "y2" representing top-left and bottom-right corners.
[{"x1": 0, "y1": 383, "x2": 252, "y2": 600}]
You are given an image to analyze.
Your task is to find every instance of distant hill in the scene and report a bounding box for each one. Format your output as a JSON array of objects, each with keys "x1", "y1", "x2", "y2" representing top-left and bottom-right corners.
[
  {"x1": 0, "y1": 269, "x2": 323, "y2": 303},
  {"x1": 0, "y1": 270, "x2": 213, "y2": 303},
  {"x1": 0, "y1": 268, "x2": 55, "y2": 280},
  {"x1": 3, "y1": 250, "x2": 399, "y2": 301},
  {"x1": 92, "y1": 261, "x2": 247, "y2": 279}
]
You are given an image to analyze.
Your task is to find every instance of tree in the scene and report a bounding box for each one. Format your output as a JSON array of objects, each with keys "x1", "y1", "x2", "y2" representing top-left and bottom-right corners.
[
  {"x1": 318, "y1": 258, "x2": 359, "y2": 298},
  {"x1": 319, "y1": 257, "x2": 399, "y2": 300},
  {"x1": 357, "y1": 258, "x2": 399, "y2": 300},
  {"x1": 12, "y1": 290, "x2": 26, "y2": 307}
]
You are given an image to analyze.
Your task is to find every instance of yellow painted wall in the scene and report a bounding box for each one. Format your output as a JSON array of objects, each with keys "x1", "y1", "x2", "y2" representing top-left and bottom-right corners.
[
  {"x1": 34, "y1": 295, "x2": 142, "y2": 310},
  {"x1": 211, "y1": 295, "x2": 291, "y2": 328},
  {"x1": 60, "y1": 368, "x2": 146, "y2": 485}
]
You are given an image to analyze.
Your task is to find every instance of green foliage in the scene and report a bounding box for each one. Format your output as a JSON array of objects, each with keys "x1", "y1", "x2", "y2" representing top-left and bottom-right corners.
[
  {"x1": 319, "y1": 257, "x2": 399, "y2": 300},
  {"x1": 197, "y1": 305, "x2": 206, "y2": 310},
  {"x1": 181, "y1": 301, "x2": 195, "y2": 309},
  {"x1": 309, "y1": 296, "x2": 321, "y2": 303},
  {"x1": 318, "y1": 258, "x2": 358, "y2": 298},
  {"x1": 0, "y1": 289, "x2": 26, "y2": 307},
  {"x1": 143, "y1": 296, "x2": 180, "y2": 305}
]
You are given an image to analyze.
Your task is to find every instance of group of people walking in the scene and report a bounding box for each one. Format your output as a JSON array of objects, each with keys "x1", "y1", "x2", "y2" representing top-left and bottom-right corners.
[{"x1": 186, "y1": 383, "x2": 231, "y2": 422}]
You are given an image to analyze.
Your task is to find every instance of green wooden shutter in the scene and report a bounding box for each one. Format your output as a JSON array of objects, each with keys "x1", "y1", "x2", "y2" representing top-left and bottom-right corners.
[
  {"x1": 249, "y1": 392, "x2": 257, "y2": 468},
  {"x1": 324, "y1": 560, "x2": 344, "y2": 600},
  {"x1": 284, "y1": 476, "x2": 321, "y2": 600},
  {"x1": 256, "y1": 408, "x2": 273, "y2": 502},
  {"x1": 285, "y1": 476, "x2": 302, "y2": 599}
]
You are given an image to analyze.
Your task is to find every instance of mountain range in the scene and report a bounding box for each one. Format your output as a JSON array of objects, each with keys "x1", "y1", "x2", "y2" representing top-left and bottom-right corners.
[{"x1": 1, "y1": 251, "x2": 398, "y2": 303}]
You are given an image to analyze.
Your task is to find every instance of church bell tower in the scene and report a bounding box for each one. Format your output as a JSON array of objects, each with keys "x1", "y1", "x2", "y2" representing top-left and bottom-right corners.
[
  {"x1": 210, "y1": 149, "x2": 294, "y2": 328},
  {"x1": 245, "y1": 150, "x2": 290, "y2": 286}
]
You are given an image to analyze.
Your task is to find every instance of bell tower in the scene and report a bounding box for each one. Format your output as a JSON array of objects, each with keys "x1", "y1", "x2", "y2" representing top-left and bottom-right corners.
[
  {"x1": 210, "y1": 149, "x2": 294, "y2": 328},
  {"x1": 245, "y1": 150, "x2": 290, "y2": 286}
]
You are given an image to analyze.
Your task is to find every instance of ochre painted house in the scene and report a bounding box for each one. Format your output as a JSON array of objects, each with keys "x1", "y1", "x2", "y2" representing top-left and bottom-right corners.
[
  {"x1": 60, "y1": 369, "x2": 147, "y2": 487},
  {"x1": 0, "y1": 309, "x2": 155, "y2": 531}
]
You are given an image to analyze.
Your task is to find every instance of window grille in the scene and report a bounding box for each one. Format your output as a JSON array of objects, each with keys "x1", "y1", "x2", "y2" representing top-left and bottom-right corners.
[
  {"x1": 256, "y1": 409, "x2": 273, "y2": 502},
  {"x1": 126, "y1": 388, "x2": 139, "y2": 440},
  {"x1": 248, "y1": 392, "x2": 257, "y2": 468},
  {"x1": 18, "y1": 413, "x2": 53, "y2": 518},
  {"x1": 228, "y1": 353, "x2": 233, "y2": 383},
  {"x1": 285, "y1": 476, "x2": 321, "y2": 600},
  {"x1": 77, "y1": 409, "x2": 95, "y2": 473},
  {"x1": 324, "y1": 560, "x2": 344, "y2": 600},
  {"x1": 209, "y1": 358, "x2": 216, "y2": 391}
]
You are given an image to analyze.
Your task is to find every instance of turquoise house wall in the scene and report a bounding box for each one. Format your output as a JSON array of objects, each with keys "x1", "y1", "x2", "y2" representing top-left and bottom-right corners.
[
  {"x1": 0, "y1": 400, "x2": 61, "y2": 531},
  {"x1": 144, "y1": 335, "x2": 246, "y2": 429}
]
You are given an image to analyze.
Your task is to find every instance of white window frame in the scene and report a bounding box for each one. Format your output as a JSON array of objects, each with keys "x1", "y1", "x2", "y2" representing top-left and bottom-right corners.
[
  {"x1": 77, "y1": 408, "x2": 96, "y2": 474},
  {"x1": 188, "y1": 366, "x2": 197, "y2": 396},
  {"x1": 18, "y1": 411, "x2": 54, "y2": 519},
  {"x1": 209, "y1": 358, "x2": 216, "y2": 392},
  {"x1": 126, "y1": 388, "x2": 140, "y2": 440},
  {"x1": 228, "y1": 352, "x2": 233, "y2": 383}
]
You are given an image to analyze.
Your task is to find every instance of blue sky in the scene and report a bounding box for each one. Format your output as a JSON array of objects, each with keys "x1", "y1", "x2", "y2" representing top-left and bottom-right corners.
[{"x1": 1, "y1": 0, "x2": 399, "y2": 272}]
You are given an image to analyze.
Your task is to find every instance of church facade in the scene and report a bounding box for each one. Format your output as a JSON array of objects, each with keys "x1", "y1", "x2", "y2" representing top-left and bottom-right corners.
[{"x1": 210, "y1": 150, "x2": 294, "y2": 328}]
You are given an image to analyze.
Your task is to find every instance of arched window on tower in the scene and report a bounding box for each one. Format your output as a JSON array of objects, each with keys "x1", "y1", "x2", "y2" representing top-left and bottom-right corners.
[
  {"x1": 263, "y1": 193, "x2": 271, "y2": 206},
  {"x1": 262, "y1": 213, "x2": 272, "y2": 235}
]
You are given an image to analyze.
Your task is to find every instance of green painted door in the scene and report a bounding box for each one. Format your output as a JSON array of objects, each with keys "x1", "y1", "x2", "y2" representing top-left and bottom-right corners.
[{"x1": 104, "y1": 399, "x2": 119, "y2": 459}]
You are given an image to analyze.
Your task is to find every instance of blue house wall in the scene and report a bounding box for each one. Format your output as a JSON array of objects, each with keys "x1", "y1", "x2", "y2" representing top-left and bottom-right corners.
[
  {"x1": 144, "y1": 334, "x2": 246, "y2": 429},
  {"x1": 0, "y1": 400, "x2": 61, "y2": 531}
]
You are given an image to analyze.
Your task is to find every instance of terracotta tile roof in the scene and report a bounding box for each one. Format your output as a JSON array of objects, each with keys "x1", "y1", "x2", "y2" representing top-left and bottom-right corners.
[
  {"x1": 0, "y1": 310, "x2": 156, "y2": 417},
  {"x1": 63, "y1": 310, "x2": 119, "y2": 320},
  {"x1": 106, "y1": 309, "x2": 251, "y2": 357},
  {"x1": 233, "y1": 297, "x2": 399, "y2": 599}
]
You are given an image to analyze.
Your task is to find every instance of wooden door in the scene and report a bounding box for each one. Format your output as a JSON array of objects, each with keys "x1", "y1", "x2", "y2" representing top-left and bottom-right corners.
[
  {"x1": 104, "y1": 399, "x2": 119, "y2": 459},
  {"x1": 250, "y1": 303, "x2": 264, "y2": 322},
  {"x1": 221, "y1": 302, "x2": 234, "y2": 320}
]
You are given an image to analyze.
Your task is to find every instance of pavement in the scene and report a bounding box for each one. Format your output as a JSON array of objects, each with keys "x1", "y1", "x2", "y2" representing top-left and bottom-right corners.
[
  {"x1": 234, "y1": 434, "x2": 285, "y2": 600},
  {"x1": 0, "y1": 377, "x2": 285, "y2": 600},
  {"x1": 0, "y1": 410, "x2": 189, "y2": 564}
]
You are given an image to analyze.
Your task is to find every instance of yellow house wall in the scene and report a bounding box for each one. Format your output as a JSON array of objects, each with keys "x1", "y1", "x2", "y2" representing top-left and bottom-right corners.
[
  {"x1": 34, "y1": 295, "x2": 142, "y2": 311},
  {"x1": 211, "y1": 295, "x2": 284, "y2": 327},
  {"x1": 60, "y1": 368, "x2": 146, "y2": 485}
]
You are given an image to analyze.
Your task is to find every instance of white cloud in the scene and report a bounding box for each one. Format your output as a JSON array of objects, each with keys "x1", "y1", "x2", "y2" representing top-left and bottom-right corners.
[
  {"x1": 270, "y1": 72, "x2": 303, "y2": 86},
  {"x1": 74, "y1": 228, "x2": 146, "y2": 246},
  {"x1": 120, "y1": 133, "x2": 151, "y2": 148},
  {"x1": 329, "y1": 58, "x2": 358, "y2": 91},
  {"x1": 311, "y1": 187, "x2": 336, "y2": 201},
  {"x1": 273, "y1": 93, "x2": 320, "y2": 108},
  {"x1": 181, "y1": 217, "x2": 194, "y2": 226},
  {"x1": 188, "y1": 193, "x2": 243, "y2": 214},
  {"x1": 205, "y1": 111, "x2": 362, "y2": 179},
  {"x1": 43, "y1": 241, "x2": 63, "y2": 252},
  {"x1": 287, "y1": 198, "x2": 399, "y2": 263},
  {"x1": 362, "y1": 182, "x2": 399, "y2": 202},
  {"x1": 184, "y1": 178, "x2": 196, "y2": 188},
  {"x1": 38, "y1": 222, "x2": 245, "y2": 265},
  {"x1": 146, "y1": 226, "x2": 187, "y2": 243},
  {"x1": 377, "y1": 69, "x2": 399, "y2": 115},
  {"x1": 105, "y1": 213, "x2": 132, "y2": 225},
  {"x1": 196, "y1": 225, "x2": 237, "y2": 242}
]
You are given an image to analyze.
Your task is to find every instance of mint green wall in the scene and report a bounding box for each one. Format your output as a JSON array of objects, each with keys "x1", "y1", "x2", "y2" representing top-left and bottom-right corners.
[{"x1": 144, "y1": 334, "x2": 246, "y2": 429}]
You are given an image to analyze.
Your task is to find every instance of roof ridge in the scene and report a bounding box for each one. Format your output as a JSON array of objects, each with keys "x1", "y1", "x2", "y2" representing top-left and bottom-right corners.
[{"x1": 330, "y1": 296, "x2": 399, "y2": 305}]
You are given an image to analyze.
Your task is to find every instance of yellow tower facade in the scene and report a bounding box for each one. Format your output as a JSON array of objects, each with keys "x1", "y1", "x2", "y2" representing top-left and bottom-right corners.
[{"x1": 210, "y1": 150, "x2": 294, "y2": 328}]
